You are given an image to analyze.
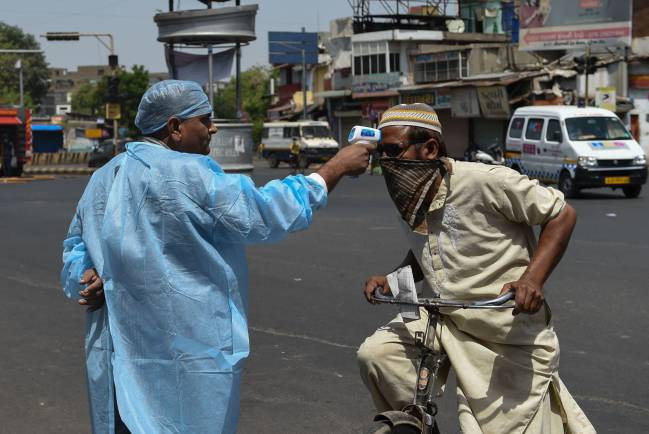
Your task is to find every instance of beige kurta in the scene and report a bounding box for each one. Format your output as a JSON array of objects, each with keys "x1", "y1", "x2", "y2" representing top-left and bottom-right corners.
[{"x1": 358, "y1": 160, "x2": 595, "y2": 433}]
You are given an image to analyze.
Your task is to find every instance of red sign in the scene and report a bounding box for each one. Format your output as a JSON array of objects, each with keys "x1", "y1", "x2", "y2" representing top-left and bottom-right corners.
[
  {"x1": 629, "y1": 75, "x2": 649, "y2": 89},
  {"x1": 523, "y1": 143, "x2": 536, "y2": 154}
]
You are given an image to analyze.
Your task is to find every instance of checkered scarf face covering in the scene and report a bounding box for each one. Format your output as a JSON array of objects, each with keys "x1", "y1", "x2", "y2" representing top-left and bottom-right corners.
[{"x1": 379, "y1": 157, "x2": 446, "y2": 233}]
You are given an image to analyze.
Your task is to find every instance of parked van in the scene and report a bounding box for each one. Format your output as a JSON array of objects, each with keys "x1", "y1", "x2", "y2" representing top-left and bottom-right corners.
[
  {"x1": 260, "y1": 121, "x2": 339, "y2": 168},
  {"x1": 505, "y1": 106, "x2": 647, "y2": 198}
]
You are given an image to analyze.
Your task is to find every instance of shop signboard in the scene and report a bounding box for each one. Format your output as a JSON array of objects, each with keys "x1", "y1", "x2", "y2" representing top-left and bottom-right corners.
[
  {"x1": 519, "y1": 0, "x2": 631, "y2": 51},
  {"x1": 477, "y1": 86, "x2": 510, "y2": 119},
  {"x1": 401, "y1": 89, "x2": 451, "y2": 109},
  {"x1": 451, "y1": 87, "x2": 480, "y2": 118}
]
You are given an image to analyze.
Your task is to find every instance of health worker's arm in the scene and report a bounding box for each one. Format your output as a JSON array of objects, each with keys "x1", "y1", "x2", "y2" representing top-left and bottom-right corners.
[
  {"x1": 209, "y1": 143, "x2": 372, "y2": 244},
  {"x1": 209, "y1": 170, "x2": 328, "y2": 244}
]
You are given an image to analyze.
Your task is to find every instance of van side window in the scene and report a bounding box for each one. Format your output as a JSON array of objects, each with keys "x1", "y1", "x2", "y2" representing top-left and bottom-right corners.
[
  {"x1": 283, "y1": 127, "x2": 292, "y2": 138},
  {"x1": 509, "y1": 117, "x2": 525, "y2": 138},
  {"x1": 546, "y1": 119, "x2": 562, "y2": 143},
  {"x1": 525, "y1": 118, "x2": 545, "y2": 141},
  {"x1": 262, "y1": 128, "x2": 269, "y2": 139}
]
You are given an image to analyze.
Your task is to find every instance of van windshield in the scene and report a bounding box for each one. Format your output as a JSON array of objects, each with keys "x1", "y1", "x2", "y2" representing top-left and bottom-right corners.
[
  {"x1": 301, "y1": 126, "x2": 332, "y2": 138},
  {"x1": 565, "y1": 116, "x2": 631, "y2": 141}
]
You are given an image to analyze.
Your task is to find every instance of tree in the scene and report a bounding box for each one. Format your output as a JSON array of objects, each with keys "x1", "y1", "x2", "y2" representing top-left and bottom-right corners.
[
  {"x1": 0, "y1": 22, "x2": 49, "y2": 107},
  {"x1": 213, "y1": 65, "x2": 273, "y2": 144},
  {"x1": 71, "y1": 82, "x2": 101, "y2": 116},
  {"x1": 71, "y1": 65, "x2": 150, "y2": 135}
]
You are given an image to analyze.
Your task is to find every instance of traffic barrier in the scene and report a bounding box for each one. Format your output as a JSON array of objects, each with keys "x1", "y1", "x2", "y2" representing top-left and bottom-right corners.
[
  {"x1": 28, "y1": 151, "x2": 90, "y2": 166},
  {"x1": 25, "y1": 152, "x2": 94, "y2": 175}
]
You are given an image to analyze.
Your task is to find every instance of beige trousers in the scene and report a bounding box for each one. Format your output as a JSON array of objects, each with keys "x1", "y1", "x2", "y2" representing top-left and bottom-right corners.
[{"x1": 357, "y1": 314, "x2": 594, "y2": 434}]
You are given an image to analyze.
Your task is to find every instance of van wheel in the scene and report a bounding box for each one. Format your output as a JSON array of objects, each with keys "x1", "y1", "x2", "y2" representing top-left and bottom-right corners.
[
  {"x1": 268, "y1": 154, "x2": 279, "y2": 168},
  {"x1": 622, "y1": 185, "x2": 642, "y2": 198},
  {"x1": 558, "y1": 171, "x2": 578, "y2": 198}
]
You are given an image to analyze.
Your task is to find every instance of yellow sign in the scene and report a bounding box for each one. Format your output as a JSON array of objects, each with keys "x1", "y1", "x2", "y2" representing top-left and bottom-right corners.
[
  {"x1": 596, "y1": 87, "x2": 616, "y2": 112},
  {"x1": 85, "y1": 128, "x2": 103, "y2": 139},
  {"x1": 604, "y1": 176, "x2": 630, "y2": 185},
  {"x1": 105, "y1": 103, "x2": 121, "y2": 120}
]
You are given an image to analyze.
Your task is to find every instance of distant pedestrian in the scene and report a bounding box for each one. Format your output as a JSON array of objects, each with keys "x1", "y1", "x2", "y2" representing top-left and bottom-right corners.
[{"x1": 2, "y1": 133, "x2": 14, "y2": 177}]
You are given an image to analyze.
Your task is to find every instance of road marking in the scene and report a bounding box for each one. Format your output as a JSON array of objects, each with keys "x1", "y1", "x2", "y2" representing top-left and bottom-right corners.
[
  {"x1": 575, "y1": 395, "x2": 649, "y2": 415},
  {"x1": 249, "y1": 326, "x2": 357, "y2": 350}
]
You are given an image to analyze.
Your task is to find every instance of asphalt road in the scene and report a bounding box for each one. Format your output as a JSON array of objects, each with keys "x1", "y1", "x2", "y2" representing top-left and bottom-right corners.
[{"x1": 0, "y1": 163, "x2": 648, "y2": 433}]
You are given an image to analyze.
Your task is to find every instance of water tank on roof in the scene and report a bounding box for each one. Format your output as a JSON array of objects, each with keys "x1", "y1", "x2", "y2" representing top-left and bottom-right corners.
[{"x1": 154, "y1": 5, "x2": 258, "y2": 45}]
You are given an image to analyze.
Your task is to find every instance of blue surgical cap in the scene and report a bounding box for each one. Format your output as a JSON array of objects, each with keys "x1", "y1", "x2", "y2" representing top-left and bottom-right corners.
[{"x1": 135, "y1": 80, "x2": 213, "y2": 135}]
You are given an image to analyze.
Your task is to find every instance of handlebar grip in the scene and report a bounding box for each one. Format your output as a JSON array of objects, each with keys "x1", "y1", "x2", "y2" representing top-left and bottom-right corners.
[
  {"x1": 372, "y1": 286, "x2": 393, "y2": 301},
  {"x1": 471, "y1": 290, "x2": 515, "y2": 307}
]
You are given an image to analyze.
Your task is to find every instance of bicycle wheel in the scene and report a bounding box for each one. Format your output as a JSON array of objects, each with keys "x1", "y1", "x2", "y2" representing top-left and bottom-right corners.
[{"x1": 366, "y1": 420, "x2": 420, "y2": 434}]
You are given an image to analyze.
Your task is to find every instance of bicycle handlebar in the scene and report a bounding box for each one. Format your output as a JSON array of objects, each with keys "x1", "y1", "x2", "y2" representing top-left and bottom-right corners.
[{"x1": 372, "y1": 288, "x2": 515, "y2": 309}]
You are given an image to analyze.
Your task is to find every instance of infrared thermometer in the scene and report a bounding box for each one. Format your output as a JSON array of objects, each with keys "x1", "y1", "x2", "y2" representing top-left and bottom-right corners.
[{"x1": 347, "y1": 126, "x2": 381, "y2": 145}]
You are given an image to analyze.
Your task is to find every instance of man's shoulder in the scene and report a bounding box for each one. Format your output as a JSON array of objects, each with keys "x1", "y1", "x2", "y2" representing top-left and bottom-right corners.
[
  {"x1": 452, "y1": 161, "x2": 519, "y2": 183},
  {"x1": 126, "y1": 142, "x2": 220, "y2": 174}
]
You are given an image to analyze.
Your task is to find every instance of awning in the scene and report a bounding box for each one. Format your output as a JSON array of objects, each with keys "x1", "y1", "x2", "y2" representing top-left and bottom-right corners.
[
  {"x1": 0, "y1": 116, "x2": 22, "y2": 125},
  {"x1": 32, "y1": 124, "x2": 64, "y2": 131},
  {"x1": 315, "y1": 89, "x2": 352, "y2": 98},
  {"x1": 352, "y1": 90, "x2": 399, "y2": 99}
]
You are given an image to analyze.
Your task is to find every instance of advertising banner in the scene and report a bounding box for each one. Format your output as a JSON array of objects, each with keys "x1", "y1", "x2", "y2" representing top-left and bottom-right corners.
[{"x1": 519, "y1": 0, "x2": 631, "y2": 51}]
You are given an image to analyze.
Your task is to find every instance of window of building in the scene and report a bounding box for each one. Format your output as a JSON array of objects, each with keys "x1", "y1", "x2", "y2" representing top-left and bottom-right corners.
[
  {"x1": 353, "y1": 41, "x2": 388, "y2": 75},
  {"x1": 525, "y1": 118, "x2": 545, "y2": 141},
  {"x1": 413, "y1": 51, "x2": 468, "y2": 83},
  {"x1": 389, "y1": 52, "x2": 400, "y2": 72},
  {"x1": 508, "y1": 117, "x2": 525, "y2": 138}
]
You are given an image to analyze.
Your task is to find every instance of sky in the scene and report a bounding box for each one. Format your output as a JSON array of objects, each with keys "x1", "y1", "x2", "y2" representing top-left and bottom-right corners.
[{"x1": 3, "y1": 0, "x2": 353, "y2": 75}]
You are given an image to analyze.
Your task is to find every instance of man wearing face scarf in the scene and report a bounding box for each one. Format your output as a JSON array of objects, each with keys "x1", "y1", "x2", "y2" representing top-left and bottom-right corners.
[{"x1": 357, "y1": 104, "x2": 595, "y2": 433}]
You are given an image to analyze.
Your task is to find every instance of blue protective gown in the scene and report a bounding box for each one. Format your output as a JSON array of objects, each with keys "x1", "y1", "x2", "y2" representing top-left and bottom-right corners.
[{"x1": 61, "y1": 141, "x2": 327, "y2": 433}]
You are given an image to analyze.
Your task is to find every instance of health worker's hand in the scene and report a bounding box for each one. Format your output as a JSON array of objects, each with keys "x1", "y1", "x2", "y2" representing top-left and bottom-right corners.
[
  {"x1": 363, "y1": 275, "x2": 391, "y2": 304},
  {"x1": 317, "y1": 143, "x2": 374, "y2": 192},
  {"x1": 500, "y1": 278, "x2": 544, "y2": 315},
  {"x1": 330, "y1": 143, "x2": 374, "y2": 176},
  {"x1": 79, "y1": 268, "x2": 105, "y2": 311}
]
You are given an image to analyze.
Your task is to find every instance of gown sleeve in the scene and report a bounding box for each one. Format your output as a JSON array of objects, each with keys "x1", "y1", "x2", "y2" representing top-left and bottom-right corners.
[
  {"x1": 206, "y1": 164, "x2": 328, "y2": 244},
  {"x1": 61, "y1": 211, "x2": 94, "y2": 300}
]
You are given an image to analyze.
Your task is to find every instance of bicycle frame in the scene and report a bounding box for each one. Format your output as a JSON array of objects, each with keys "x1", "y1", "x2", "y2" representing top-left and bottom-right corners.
[{"x1": 370, "y1": 290, "x2": 515, "y2": 434}]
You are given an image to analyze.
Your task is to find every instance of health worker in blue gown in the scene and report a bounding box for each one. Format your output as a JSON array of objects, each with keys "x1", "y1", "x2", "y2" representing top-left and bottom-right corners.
[{"x1": 61, "y1": 80, "x2": 371, "y2": 434}]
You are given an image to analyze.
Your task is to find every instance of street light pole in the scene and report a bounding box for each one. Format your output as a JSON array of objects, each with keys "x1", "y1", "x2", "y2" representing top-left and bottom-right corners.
[
  {"x1": 43, "y1": 32, "x2": 119, "y2": 148},
  {"x1": 0, "y1": 49, "x2": 43, "y2": 107},
  {"x1": 302, "y1": 48, "x2": 307, "y2": 120},
  {"x1": 206, "y1": 2, "x2": 214, "y2": 112},
  {"x1": 18, "y1": 61, "x2": 23, "y2": 107}
]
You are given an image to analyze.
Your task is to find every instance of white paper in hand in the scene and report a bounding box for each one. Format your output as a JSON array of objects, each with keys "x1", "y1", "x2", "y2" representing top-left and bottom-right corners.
[{"x1": 385, "y1": 265, "x2": 420, "y2": 320}]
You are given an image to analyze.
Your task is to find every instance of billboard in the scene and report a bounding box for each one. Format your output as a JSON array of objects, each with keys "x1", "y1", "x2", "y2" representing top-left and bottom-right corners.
[
  {"x1": 268, "y1": 31, "x2": 318, "y2": 65},
  {"x1": 518, "y1": 0, "x2": 631, "y2": 51}
]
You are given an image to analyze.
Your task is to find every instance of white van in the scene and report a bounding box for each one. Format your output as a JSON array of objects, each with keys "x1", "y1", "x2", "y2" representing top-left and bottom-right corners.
[
  {"x1": 505, "y1": 106, "x2": 647, "y2": 198},
  {"x1": 260, "y1": 121, "x2": 340, "y2": 168}
]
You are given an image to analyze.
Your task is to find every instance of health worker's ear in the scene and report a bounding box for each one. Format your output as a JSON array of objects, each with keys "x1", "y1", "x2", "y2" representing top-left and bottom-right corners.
[{"x1": 166, "y1": 117, "x2": 183, "y2": 143}]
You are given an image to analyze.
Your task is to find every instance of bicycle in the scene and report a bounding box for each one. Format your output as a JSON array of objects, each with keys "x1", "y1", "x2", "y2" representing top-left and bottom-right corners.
[{"x1": 367, "y1": 289, "x2": 515, "y2": 434}]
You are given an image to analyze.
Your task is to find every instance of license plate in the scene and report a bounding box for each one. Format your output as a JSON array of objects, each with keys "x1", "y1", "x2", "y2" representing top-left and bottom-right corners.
[{"x1": 605, "y1": 176, "x2": 630, "y2": 185}]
